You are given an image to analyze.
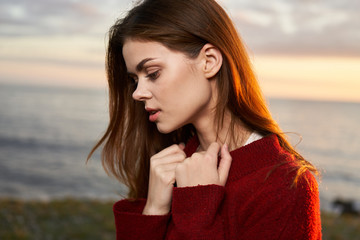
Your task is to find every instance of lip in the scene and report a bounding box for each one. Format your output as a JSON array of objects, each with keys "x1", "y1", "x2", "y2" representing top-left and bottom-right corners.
[
  {"x1": 149, "y1": 111, "x2": 160, "y2": 122},
  {"x1": 145, "y1": 107, "x2": 160, "y2": 122}
]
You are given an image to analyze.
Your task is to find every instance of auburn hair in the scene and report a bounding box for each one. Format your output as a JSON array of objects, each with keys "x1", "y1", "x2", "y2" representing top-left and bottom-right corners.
[{"x1": 88, "y1": 0, "x2": 318, "y2": 199}]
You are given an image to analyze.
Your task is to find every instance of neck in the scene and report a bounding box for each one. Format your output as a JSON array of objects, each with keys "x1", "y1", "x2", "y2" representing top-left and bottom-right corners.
[{"x1": 194, "y1": 110, "x2": 251, "y2": 152}]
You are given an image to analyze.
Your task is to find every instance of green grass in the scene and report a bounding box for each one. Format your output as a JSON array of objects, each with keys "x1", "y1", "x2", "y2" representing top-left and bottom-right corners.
[
  {"x1": 0, "y1": 198, "x2": 115, "y2": 240},
  {"x1": 321, "y1": 211, "x2": 360, "y2": 240},
  {"x1": 1, "y1": 198, "x2": 359, "y2": 239}
]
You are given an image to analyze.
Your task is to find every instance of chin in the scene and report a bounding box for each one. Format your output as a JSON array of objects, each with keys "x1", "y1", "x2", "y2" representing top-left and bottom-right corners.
[
  {"x1": 156, "y1": 122, "x2": 182, "y2": 134},
  {"x1": 156, "y1": 125, "x2": 173, "y2": 134}
]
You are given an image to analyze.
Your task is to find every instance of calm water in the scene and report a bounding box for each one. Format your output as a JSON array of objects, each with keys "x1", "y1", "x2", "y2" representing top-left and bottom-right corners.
[
  {"x1": 0, "y1": 84, "x2": 122, "y2": 200},
  {"x1": 0, "y1": 83, "x2": 359, "y2": 211}
]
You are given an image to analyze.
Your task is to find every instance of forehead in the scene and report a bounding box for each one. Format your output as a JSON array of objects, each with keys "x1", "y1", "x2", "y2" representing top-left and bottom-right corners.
[
  {"x1": 122, "y1": 39, "x2": 194, "y2": 71},
  {"x1": 123, "y1": 40, "x2": 169, "y2": 63}
]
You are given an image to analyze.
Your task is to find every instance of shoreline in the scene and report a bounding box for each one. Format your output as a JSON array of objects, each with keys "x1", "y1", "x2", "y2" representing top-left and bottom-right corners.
[{"x1": 1, "y1": 198, "x2": 359, "y2": 239}]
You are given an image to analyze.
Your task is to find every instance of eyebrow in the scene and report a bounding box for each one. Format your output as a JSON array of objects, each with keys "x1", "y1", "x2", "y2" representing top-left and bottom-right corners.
[{"x1": 128, "y1": 58, "x2": 155, "y2": 75}]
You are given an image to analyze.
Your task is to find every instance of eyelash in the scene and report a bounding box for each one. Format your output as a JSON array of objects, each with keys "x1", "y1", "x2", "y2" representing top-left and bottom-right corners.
[
  {"x1": 128, "y1": 70, "x2": 159, "y2": 87},
  {"x1": 146, "y1": 70, "x2": 159, "y2": 80},
  {"x1": 128, "y1": 76, "x2": 138, "y2": 86}
]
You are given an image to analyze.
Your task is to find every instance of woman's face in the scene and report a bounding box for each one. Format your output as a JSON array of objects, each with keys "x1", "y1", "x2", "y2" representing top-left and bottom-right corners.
[{"x1": 122, "y1": 39, "x2": 216, "y2": 133}]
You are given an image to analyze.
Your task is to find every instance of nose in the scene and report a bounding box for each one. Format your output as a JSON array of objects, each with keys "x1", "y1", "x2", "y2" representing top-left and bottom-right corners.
[{"x1": 132, "y1": 79, "x2": 152, "y2": 101}]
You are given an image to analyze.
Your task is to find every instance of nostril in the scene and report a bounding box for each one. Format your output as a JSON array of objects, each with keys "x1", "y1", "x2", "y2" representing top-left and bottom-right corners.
[
  {"x1": 132, "y1": 88, "x2": 151, "y2": 101},
  {"x1": 132, "y1": 91, "x2": 141, "y2": 101}
]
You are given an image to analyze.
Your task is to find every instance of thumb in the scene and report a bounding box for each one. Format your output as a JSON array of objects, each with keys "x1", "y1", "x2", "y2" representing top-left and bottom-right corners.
[
  {"x1": 218, "y1": 144, "x2": 232, "y2": 186},
  {"x1": 178, "y1": 142, "x2": 185, "y2": 150}
]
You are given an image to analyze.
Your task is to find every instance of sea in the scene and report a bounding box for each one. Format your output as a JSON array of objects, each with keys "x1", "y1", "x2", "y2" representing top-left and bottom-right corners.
[{"x1": 0, "y1": 83, "x2": 359, "y2": 212}]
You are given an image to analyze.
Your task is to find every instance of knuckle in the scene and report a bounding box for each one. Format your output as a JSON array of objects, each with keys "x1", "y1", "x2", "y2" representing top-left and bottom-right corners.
[
  {"x1": 176, "y1": 162, "x2": 185, "y2": 172},
  {"x1": 171, "y1": 144, "x2": 180, "y2": 150},
  {"x1": 159, "y1": 173, "x2": 169, "y2": 183},
  {"x1": 204, "y1": 153, "x2": 213, "y2": 161},
  {"x1": 191, "y1": 152, "x2": 201, "y2": 159},
  {"x1": 150, "y1": 154, "x2": 160, "y2": 162},
  {"x1": 176, "y1": 152, "x2": 186, "y2": 160},
  {"x1": 179, "y1": 151, "x2": 186, "y2": 158},
  {"x1": 152, "y1": 165, "x2": 161, "y2": 174},
  {"x1": 149, "y1": 158, "x2": 159, "y2": 168},
  {"x1": 175, "y1": 146, "x2": 185, "y2": 154},
  {"x1": 168, "y1": 144, "x2": 183, "y2": 154}
]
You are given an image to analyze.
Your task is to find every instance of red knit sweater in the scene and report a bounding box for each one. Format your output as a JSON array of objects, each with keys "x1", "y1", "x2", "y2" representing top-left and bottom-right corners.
[{"x1": 113, "y1": 134, "x2": 322, "y2": 239}]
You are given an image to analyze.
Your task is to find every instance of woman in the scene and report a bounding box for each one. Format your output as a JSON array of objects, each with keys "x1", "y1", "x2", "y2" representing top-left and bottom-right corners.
[{"x1": 89, "y1": 0, "x2": 322, "y2": 239}]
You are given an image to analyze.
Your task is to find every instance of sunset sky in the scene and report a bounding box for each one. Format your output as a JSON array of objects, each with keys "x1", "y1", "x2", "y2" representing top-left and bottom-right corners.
[{"x1": 0, "y1": 0, "x2": 359, "y2": 102}]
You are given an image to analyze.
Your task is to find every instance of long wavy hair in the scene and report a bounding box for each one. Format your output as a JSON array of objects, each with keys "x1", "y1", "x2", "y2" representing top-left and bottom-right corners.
[{"x1": 88, "y1": 0, "x2": 318, "y2": 199}]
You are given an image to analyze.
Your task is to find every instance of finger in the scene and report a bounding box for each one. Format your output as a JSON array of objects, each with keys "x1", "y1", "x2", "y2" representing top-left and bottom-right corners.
[
  {"x1": 157, "y1": 162, "x2": 182, "y2": 172},
  {"x1": 153, "y1": 144, "x2": 185, "y2": 159},
  {"x1": 152, "y1": 152, "x2": 186, "y2": 166},
  {"x1": 204, "y1": 142, "x2": 221, "y2": 164},
  {"x1": 158, "y1": 170, "x2": 177, "y2": 186},
  {"x1": 218, "y1": 144, "x2": 232, "y2": 186},
  {"x1": 179, "y1": 142, "x2": 185, "y2": 150}
]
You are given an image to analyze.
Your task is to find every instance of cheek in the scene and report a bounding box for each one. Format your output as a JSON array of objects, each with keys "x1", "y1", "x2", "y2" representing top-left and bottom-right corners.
[
  {"x1": 156, "y1": 71, "x2": 189, "y2": 100},
  {"x1": 175, "y1": 82, "x2": 213, "y2": 118},
  {"x1": 157, "y1": 61, "x2": 211, "y2": 110}
]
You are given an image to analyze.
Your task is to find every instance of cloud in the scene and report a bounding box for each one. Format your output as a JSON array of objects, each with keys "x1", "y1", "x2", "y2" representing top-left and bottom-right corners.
[
  {"x1": 221, "y1": 0, "x2": 360, "y2": 56},
  {"x1": 0, "y1": 0, "x2": 358, "y2": 57},
  {"x1": 0, "y1": 0, "x2": 130, "y2": 37}
]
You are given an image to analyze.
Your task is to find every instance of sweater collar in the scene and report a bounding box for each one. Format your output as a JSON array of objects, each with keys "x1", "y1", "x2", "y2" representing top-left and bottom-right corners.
[{"x1": 184, "y1": 134, "x2": 286, "y2": 183}]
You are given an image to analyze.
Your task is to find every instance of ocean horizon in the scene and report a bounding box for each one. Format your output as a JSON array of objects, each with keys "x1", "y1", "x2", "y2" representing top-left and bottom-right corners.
[{"x1": 0, "y1": 83, "x2": 359, "y2": 212}]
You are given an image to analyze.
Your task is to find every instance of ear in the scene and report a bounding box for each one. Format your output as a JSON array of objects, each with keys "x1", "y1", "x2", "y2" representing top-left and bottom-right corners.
[{"x1": 201, "y1": 43, "x2": 223, "y2": 79}]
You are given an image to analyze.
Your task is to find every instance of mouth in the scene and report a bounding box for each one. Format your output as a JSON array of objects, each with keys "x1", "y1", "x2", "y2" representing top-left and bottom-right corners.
[
  {"x1": 149, "y1": 110, "x2": 158, "y2": 115},
  {"x1": 146, "y1": 108, "x2": 160, "y2": 122}
]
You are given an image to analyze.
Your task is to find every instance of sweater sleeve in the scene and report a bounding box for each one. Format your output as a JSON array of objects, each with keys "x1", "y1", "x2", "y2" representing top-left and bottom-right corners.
[
  {"x1": 278, "y1": 172, "x2": 322, "y2": 239},
  {"x1": 238, "y1": 170, "x2": 322, "y2": 240},
  {"x1": 170, "y1": 184, "x2": 226, "y2": 239},
  {"x1": 113, "y1": 199, "x2": 170, "y2": 240}
]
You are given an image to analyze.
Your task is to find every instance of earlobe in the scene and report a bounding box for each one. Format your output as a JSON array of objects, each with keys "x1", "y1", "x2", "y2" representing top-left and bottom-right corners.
[{"x1": 202, "y1": 44, "x2": 223, "y2": 79}]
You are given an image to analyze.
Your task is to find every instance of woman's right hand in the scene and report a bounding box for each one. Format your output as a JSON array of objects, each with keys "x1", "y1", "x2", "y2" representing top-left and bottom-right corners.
[{"x1": 142, "y1": 144, "x2": 186, "y2": 215}]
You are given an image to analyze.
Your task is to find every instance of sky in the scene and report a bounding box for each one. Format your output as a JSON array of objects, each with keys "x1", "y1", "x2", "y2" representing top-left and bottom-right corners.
[{"x1": 0, "y1": 0, "x2": 359, "y2": 102}]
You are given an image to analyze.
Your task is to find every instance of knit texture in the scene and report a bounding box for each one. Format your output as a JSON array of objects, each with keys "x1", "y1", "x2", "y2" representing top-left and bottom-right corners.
[{"x1": 113, "y1": 134, "x2": 322, "y2": 239}]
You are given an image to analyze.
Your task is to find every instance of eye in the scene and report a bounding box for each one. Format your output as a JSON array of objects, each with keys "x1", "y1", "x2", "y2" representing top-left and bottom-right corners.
[
  {"x1": 146, "y1": 70, "x2": 160, "y2": 80},
  {"x1": 128, "y1": 75, "x2": 138, "y2": 86}
]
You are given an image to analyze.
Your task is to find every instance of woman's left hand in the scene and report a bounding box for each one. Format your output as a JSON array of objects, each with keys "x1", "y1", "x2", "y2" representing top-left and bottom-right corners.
[{"x1": 175, "y1": 142, "x2": 232, "y2": 187}]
